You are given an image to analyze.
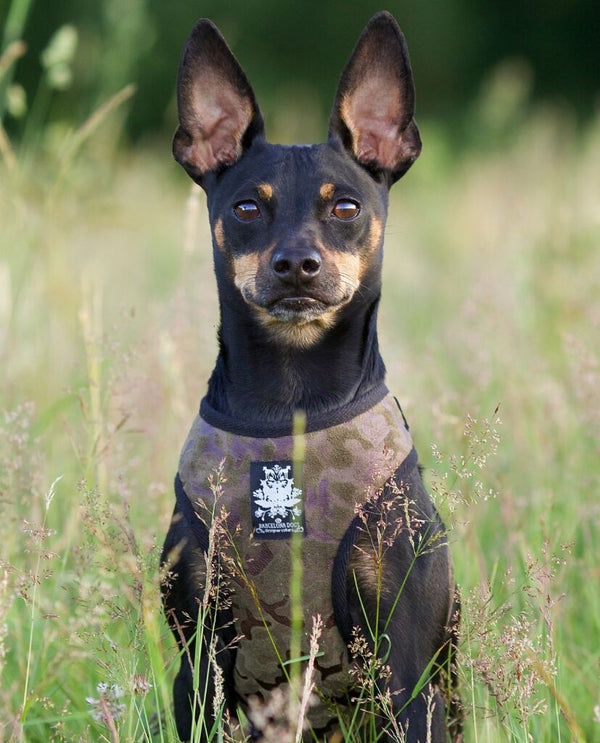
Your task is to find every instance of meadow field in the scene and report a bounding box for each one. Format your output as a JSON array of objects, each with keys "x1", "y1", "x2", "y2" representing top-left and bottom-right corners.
[{"x1": 1, "y1": 52, "x2": 599, "y2": 742}]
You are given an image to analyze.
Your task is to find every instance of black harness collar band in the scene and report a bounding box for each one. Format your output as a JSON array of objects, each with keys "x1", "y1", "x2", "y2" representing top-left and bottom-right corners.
[{"x1": 199, "y1": 379, "x2": 389, "y2": 438}]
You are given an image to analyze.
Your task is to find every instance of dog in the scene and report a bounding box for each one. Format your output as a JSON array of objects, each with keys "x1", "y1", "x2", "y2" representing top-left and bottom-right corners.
[{"x1": 161, "y1": 12, "x2": 461, "y2": 742}]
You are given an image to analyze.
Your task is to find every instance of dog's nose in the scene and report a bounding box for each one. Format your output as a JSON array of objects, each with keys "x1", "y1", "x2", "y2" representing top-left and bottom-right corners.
[{"x1": 271, "y1": 247, "x2": 322, "y2": 283}]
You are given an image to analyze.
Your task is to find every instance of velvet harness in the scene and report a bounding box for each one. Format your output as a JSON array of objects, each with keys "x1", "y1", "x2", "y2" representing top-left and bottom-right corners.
[{"x1": 175, "y1": 384, "x2": 419, "y2": 727}]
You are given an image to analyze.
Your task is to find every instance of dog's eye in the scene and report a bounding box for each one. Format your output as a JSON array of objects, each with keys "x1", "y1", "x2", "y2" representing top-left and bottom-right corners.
[
  {"x1": 233, "y1": 201, "x2": 261, "y2": 222},
  {"x1": 332, "y1": 199, "x2": 360, "y2": 220}
]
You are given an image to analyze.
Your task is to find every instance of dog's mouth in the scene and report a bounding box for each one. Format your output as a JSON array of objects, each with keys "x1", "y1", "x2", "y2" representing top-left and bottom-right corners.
[
  {"x1": 268, "y1": 296, "x2": 328, "y2": 322},
  {"x1": 247, "y1": 291, "x2": 355, "y2": 346}
]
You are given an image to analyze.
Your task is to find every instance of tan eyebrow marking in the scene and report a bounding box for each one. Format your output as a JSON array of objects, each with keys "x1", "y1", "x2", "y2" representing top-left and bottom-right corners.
[
  {"x1": 257, "y1": 183, "x2": 274, "y2": 201},
  {"x1": 319, "y1": 182, "x2": 335, "y2": 200}
]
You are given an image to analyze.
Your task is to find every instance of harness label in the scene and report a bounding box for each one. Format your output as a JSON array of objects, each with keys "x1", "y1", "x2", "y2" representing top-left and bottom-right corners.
[{"x1": 250, "y1": 460, "x2": 305, "y2": 539}]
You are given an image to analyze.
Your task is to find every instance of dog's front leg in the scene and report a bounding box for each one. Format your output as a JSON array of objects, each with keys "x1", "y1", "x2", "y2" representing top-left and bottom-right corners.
[
  {"x1": 347, "y1": 474, "x2": 455, "y2": 742},
  {"x1": 348, "y1": 563, "x2": 451, "y2": 742},
  {"x1": 382, "y1": 661, "x2": 448, "y2": 743},
  {"x1": 171, "y1": 638, "x2": 213, "y2": 742},
  {"x1": 161, "y1": 504, "x2": 237, "y2": 742}
]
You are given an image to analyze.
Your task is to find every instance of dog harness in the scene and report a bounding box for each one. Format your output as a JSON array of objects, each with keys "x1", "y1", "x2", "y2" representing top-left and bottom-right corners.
[{"x1": 176, "y1": 390, "x2": 418, "y2": 728}]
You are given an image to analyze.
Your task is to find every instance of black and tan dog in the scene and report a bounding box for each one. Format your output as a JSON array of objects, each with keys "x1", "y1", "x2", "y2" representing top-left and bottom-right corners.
[{"x1": 161, "y1": 12, "x2": 461, "y2": 743}]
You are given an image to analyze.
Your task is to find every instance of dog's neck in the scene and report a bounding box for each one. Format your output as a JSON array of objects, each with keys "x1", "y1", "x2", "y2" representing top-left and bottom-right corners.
[{"x1": 204, "y1": 293, "x2": 386, "y2": 427}]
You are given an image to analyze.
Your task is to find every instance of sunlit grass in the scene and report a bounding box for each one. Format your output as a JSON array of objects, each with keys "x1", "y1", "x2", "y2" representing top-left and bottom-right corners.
[{"x1": 1, "y1": 34, "x2": 599, "y2": 740}]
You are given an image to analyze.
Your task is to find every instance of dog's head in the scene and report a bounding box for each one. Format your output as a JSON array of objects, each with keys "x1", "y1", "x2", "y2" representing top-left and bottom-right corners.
[{"x1": 173, "y1": 12, "x2": 420, "y2": 349}]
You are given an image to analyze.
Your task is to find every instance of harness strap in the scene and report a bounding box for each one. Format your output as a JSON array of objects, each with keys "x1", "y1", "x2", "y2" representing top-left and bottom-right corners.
[
  {"x1": 176, "y1": 443, "x2": 419, "y2": 651},
  {"x1": 331, "y1": 446, "x2": 419, "y2": 646},
  {"x1": 174, "y1": 473, "x2": 210, "y2": 554}
]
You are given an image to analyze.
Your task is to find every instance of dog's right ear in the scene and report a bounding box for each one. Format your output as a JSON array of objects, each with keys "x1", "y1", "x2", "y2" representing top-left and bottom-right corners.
[{"x1": 173, "y1": 20, "x2": 265, "y2": 183}]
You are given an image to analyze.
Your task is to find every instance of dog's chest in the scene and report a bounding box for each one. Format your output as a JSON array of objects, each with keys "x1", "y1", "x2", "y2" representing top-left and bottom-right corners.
[{"x1": 177, "y1": 395, "x2": 413, "y2": 726}]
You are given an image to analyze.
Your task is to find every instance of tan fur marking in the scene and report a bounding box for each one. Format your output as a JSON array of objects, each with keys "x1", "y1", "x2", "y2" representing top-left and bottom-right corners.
[
  {"x1": 319, "y1": 182, "x2": 335, "y2": 200},
  {"x1": 257, "y1": 183, "x2": 274, "y2": 201},
  {"x1": 350, "y1": 548, "x2": 394, "y2": 601},
  {"x1": 355, "y1": 218, "x2": 383, "y2": 279},
  {"x1": 368, "y1": 216, "x2": 383, "y2": 253},
  {"x1": 334, "y1": 252, "x2": 361, "y2": 293},
  {"x1": 213, "y1": 218, "x2": 225, "y2": 252},
  {"x1": 315, "y1": 240, "x2": 361, "y2": 298},
  {"x1": 253, "y1": 307, "x2": 339, "y2": 349},
  {"x1": 233, "y1": 253, "x2": 259, "y2": 295}
]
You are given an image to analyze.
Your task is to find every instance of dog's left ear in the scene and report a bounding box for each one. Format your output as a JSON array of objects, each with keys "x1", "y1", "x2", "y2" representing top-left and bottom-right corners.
[{"x1": 329, "y1": 12, "x2": 421, "y2": 183}]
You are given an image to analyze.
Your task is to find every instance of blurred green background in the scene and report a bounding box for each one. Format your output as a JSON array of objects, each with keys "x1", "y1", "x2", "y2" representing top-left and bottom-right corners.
[{"x1": 2, "y1": 0, "x2": 599, "y2": 146}]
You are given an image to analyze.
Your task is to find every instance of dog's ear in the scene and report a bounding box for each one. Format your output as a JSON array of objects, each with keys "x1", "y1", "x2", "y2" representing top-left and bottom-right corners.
[
  {"x1": 329, "y1": 12, "x2": 421, "y2": 184},
  {"x1": 173, "y1": 19, "x2": 265, "y2": 183}
]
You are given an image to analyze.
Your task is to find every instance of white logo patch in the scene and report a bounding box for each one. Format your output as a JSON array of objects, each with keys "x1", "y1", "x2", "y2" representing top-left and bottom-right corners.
[{"x1": 250, "y1": 461, "x2": 305, "y2": 539}]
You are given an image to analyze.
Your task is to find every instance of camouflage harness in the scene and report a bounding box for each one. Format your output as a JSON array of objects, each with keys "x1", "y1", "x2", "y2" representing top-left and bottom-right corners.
[{"x1": 175, "y1": 390, "x2": 418, "y2": 728}]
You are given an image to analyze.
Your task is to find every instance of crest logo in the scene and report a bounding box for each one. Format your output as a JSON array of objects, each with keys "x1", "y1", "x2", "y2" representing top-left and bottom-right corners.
[{"x1": 250, "y1": 460, "x2": 305, "y2": 539}]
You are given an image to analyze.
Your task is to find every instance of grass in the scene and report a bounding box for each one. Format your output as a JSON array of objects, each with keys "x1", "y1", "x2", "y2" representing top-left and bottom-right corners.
[{"x1": 1, "y1": 34, "x2": 599, "y2": 741}]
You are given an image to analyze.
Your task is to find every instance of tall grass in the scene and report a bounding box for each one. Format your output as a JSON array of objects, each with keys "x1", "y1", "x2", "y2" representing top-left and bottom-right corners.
[{"x1": 1, "y1": 28, "x2": 599, "y2": 741}]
